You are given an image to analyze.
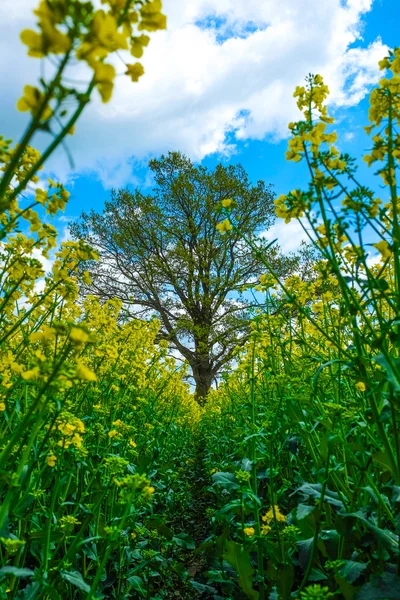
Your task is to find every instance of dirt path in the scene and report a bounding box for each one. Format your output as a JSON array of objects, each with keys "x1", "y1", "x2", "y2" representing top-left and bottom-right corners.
[{"x1": 168, "y1": 442, "x2": 216, "y2": 599}]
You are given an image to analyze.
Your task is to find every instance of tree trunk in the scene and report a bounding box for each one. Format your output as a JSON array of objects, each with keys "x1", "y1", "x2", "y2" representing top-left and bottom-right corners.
[
  {"x1": 192, "y1": 358, "x2": 213, "y2": 405},
  {"x1": 194, "y1": 375, "x2": 213, "y2": 404}
]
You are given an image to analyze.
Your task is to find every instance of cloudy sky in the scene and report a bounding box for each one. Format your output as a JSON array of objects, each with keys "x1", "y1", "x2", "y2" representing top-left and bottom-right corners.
[{"x1": 0, "y1": 0, "x2": 397, "y2": 251}]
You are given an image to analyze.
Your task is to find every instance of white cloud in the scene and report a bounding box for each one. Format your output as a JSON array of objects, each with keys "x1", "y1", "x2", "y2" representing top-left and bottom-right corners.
[
  {"x1": 0, "y1": 0, "x2": 388, "y2": 186},
  {"x1": 30, "y1": 247, "x2": 54, "y2": 275},
  {"x1": 344, "y1": 131, "x2": 356, "y2": 141},
  {"x1": 261, "y1": 218, "x2": 310, "y2": 253}
]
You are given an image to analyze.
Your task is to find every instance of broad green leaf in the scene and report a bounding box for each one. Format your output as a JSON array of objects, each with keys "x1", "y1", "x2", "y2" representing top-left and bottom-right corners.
[
  {"x1": 190, "y1": 581, "x2": 218, "y2": 594},
  {"x1": 21, "y1": 582, "x2": 40, "y2": 599},
  {"x1": 356, "y1": 573, "x2": 400, "y2": 599},
  {"x1": 60, "y1": 570, "x2": 90, "y2": 593},
  {"x1": 276, "y1": 562, "x2": 294, "y2": 599},
  {"x1": 241, "y1": 458, "x2": 253, "y2": 472},
  {"x1": 373, "y1": 354, "x2": 400, "y2": 393},
  {"x1": 127, "y1": 575, "x2": 146, "y2": 596},
  {"x1": 212, "y1": 472, "x2": 239, "y2": 490},
  {"x1": 173, "y1": 533, "x2": 196, "y2": 550},
  {"x1": 338, "y1": 560, "x2": 367, "y2": 584},
  {"x1": 309, "y1": 568, "x2": 328, "y2": 581},
  {"x1": 297, "y1": 538, "x2": 314, "y2": 569},
  {"x1": 296, "y1": 504, "x2": 315, "y2": 520},
  {"x1": 372, "y1": 450, "x2": 396, "y2": 475},
  {"x1": 0, "y1": 566, "x2": 34, "y2": 577},
  {"x1": 343, "y1": 511, "x2": 398, "y2": 552},
  {"x1": 293, "y1": 482, "x2": 344, "y2": 508},
  {"x1": 223, "y1": 540, "x2": 259, "y2": 600},
  {"x1": 393, "y1": 486, "x2": 400, "y2": 503},
  {"x1": 334, "y1": 574, "x2": 356, "y2": 600},
  {"x1": 215, "y1": 499, "x2": 243, "y2": 516}
]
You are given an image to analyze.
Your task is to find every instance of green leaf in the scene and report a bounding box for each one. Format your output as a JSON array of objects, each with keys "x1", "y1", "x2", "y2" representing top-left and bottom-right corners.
[
  {"x1": 313, "y1": 359, "x2": 345, "y2": 391},
  {"x1": 276, "y1": 562, "x2": 294, "y2": 599},
  {"x1": 190, "y1": 581, "x2": 218, "y2": 594},
  {"x1": 334, "y1": 574, "x2": 356, "y2": 600},
  {"x1": 222, "y1": 541, "x2": 259, "y2": 600},
  {"x1": 372, "y1": 450, "x2": 396, "y2": 475},
  {"x1": 309, "y1": 568, "x2": 328, "y2": 581},
  {"x1": 294, "y1": 483, "x2": 344, "y2": 509},
  {"x1": 356, "y1": 573, "x2": 400, "y2": 599},
  {"x1": 21, "y1": 582, "x2": 40, "y2": 599},
  {"x1": 297, "y1": 538, "x2": 314, "y2": 569},
  {"x1": 173, "y1": 533, "x2": 196, "y2": 550},
  {"x1": 215, "y1": 499, "x2": 243, "y2": 516},
  {"x1": 268, "y1": 586, "x2": 279, "y2": 600},
  {"x1": 128, "y1": 575, "x2": 146, "y2": 596},
  {"x1": 393, "y1": 486, "x2": 400, "y2": 503},
  {"x1": 0, "y1": 567, "x2": 34, "y2": 578},
  {"x1": 296, "y1": 504, "x2": 315, "y2": 520},
  {"x1": 342, "y1": 511, "x2": 398, "y2": 552},
  {"x1": 241, "y1": 458, "x2": 253, "y2": 472},
  {"x1": 373, "y1": 354, "x2": 400, "y2": 393},
  {"x1": 212, "y1": 472, "x2": 239, "y2": 490},
  {"x1": 338, "y1": 560, "x2": 367, "y2": 584},
  {"x1": 60, "y1": 570, "x2": 90, "y2": 593}
]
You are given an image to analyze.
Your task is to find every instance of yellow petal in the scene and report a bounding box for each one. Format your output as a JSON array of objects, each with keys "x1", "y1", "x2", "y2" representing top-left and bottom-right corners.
[{"x1": 125, "y1": 62, "x2": 145, "y2": 82}]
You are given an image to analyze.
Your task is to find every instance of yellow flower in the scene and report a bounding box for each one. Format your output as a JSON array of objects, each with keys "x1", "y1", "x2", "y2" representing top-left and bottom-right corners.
[
  {"x1": 129, "y1": 439, "x2": 137, "y2": 448},
  {"x1": 92, "y1": 61, "x2": 116, "y2": 103},
  {"x1": 221, "y1": 198, "x2": 233, "y2": 208},
  {"x1": 71, "y1": 433, "x2": 83, "y2": 448},
  {"x1": 216, "y1": 219, "x2": 232, "y2": 234},
  {"x1": 355, "y1": 382, "x2": 366, "y2": 392},
  {"x1": 20, "y1": 20, "x2": 71, "y2": 57},
  {"x1": 17, "y1": 85, "x2": 52, "y2": 120},
  {"x1": 21, "y1": 367, "x2": 40, "y2": 381},
  {"x1": 378, "y1": 57, "x2": 391, "y2": 71},
  {"x1": 130, "y1": 34, "x2": 150, "y2": 58},
  {"x1": 75, "y1": 362, "x2": 97, "y2": 382},
  {"x1": 70, "y1": 327, "x2": 90, "y2": 344},
  {"x1": 58, "y1": 439, "x2": 72, "y2": 448},
  {"x1": 262, "y1": 505, "x2": 286, "y2": 524},
  {"x1": 108, "y1": 429, "x2": 119, "y2": 438},
  {"x1": 58, "y1": 422, "x2": 76, "y2": 436},
  {"x1": 125, "y1": 62, "x2": 145, "y2": 82},
  {"x1": 138, "y1": 0, "x2": 167, "y2": 32},
  {"x1": 60, "y1": 515, "x2": 81, "y2": 529},
  {"x1": 91, "y1": 10, "x2": 128, "y2": 52},
  {"x1": 47, "y1": 454, "x2": 57, "y2": 467},
  {"x1": 0, "y1": 538, "x2": 25, "y2": 555},
  {"x1": 0, "y1": 403, "x2": 5, "y2": 412},
  {"x1": 243, "y1": 527, "x2": 255, "y2": 537},
  {"x1": 20, "y1": 29, "x2": 44, "y2": 57},
  {"x1": 143, "y1": 485, "x2": 155, "y2": 496},
  {"x1": 261, "y1": 524, "x2": 271, "y2": 535},
  {"x1": 373, "y1": 240, "x2": 392, "y2": 261}
]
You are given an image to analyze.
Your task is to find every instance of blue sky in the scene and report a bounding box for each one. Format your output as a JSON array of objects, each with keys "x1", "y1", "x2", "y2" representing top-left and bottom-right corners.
[{"x1": 0, "y1": 0, "x2": 398, "y2": 252}]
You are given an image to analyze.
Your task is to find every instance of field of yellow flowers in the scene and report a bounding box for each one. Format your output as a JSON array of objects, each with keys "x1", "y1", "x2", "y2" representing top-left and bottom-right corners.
[{"x1": 1, "y1": 1, "x2": 400, "y2": 599}]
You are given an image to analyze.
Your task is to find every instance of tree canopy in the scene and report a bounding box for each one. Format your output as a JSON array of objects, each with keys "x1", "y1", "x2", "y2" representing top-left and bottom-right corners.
[{"x1": 71, "y1": 152, "x2": 296, "y2": 401}]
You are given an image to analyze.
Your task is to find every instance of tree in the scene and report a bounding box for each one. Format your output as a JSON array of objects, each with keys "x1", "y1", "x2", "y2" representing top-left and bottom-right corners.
[{"x1": 71, "y1": 152, "x2": 295, "y2": 401}]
